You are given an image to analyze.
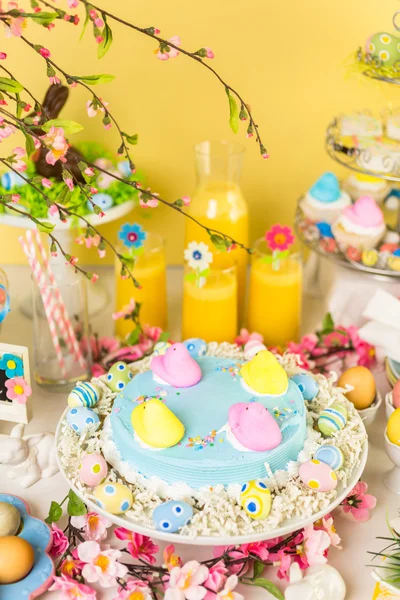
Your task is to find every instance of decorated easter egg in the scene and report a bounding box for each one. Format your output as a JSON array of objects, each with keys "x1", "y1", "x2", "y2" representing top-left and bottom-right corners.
[
  {"x1": 388, "y1": 255, "x2": 400, "y2": 272},
  {"x1": 153, "y1": 341, "x2": 171, "y2": 356},
  {"x1": 240, "y1": 480, "x2": 272, "y2": 520},
  {"x1": 0, "y1": 536, "x2": 35, "y2": 584},
  {"x1": 393, "y1": 380, "x2": 400, "y2": 409},
  {"x1": 316, "y1": 222, "x2": 334, "y2": 239},
  {"x1": 79, "y1": 452, "x2": 108, "y2": 487},
  {"x1": 291, "y1": 373, "x2": 319, "y2": 401},
  {"x1": 66, "y1": 407, "x2": 100, "y2": 434},
  {"x1": 94, "y1": 482, "x2": 133, "y2": 514},
  {"x1": 183, "y1": 338, "x2": 207, "y2": 358},
  {"x1": 387, "y1": 408, "x2": 400, "y2": 445},
  {"x1": 299, "y1": 459, "x2": 338, "y2": 492},
  {"x1": 318, "y1": 404, "x2": 347, "y2": 437},
  {"x1": 1, "y1": 171, "x2": 26, "y2": 190},
  {"x1": 244, "y1": 339, "x2": 267, "y2": 360},
  {"x1": 361, "y1": 249, "x2": 378, "y2": 267},
  {"x1": 337, "y1": 366, "x2": 376, "y2": 410},
  {"x1": 68, "y1": 381, "x2": 100, "y2": 408},
  {"x1": 0, "y1": 502, "x2": 20, "y2": 537},
  {"x1": 313, "y1": 445, "x2": 344, "y2": 471},
  {"x1": 152, "y1": 500, "x2": 193, "y2": 532},
  {"x1": 366, "y1": 32, "x2": 400, "y2": 67},
  {"x1": 88, "y1": 192, "x2": 113, "y2": 212},
  {"x1": 105, "y1": 361, "x2": 133, "y2": 393}
]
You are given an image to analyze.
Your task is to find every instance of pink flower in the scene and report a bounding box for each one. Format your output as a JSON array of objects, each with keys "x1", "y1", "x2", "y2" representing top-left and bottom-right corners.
[
  {"x1": 317, "y1": 515, "x2": 341, "y2": 549},
  {"x1": 49, "y1": 75, "x2": 61, "y2": 85},
  {"x1": 355, "y1": 340, "x2": 376, "y2": 368},
  {"x1": 300, "y1": 333, "x2": 318, "y2": 352},
  {"x1": 181, "y1": 195, "x2": 191, "y2": 206},
  {"x1": 98, "y1": 248, "x2": 106, "y2": 258},
  {"x1": 65, "y1": 177, "x2": 74, "y2": 191},
  {"x1": 273, "y1": 549, "x2": 292, "y2": 580},
  {"x1": 323, "y1": 331, "x2": 349, "y2": 348},
  {"x1": 262, "y1": 153, "x2": 270, "y2": 159},
  {"x1": 41, "y1": 126, "x2": 69, "y2": 165},
  {"x1": 12, "y1": 146, "x2": 24, "y2": 159},
  {"x1": 95, "y1": 35, "x2": 104, "y2": 44},
  {"x1": 239, "y1": 542, "x2": 270, "y2": 561},
  {"x1": 295, "y1": 524, "x2": 330, "y2": 569},
  {"x1": 204, "y1": 47, "x2": 214, "y2": 59},
  {"x1": 13, "y1": 159, "x2": 26, "y2": 172},
  {"x1": 50, "y1": 575, "x2": 96, "y2": 599},
  {"x1": 164, "y1": 544, "x2": 182, "y2": 572},
  {"x1": 213, "y1": 547, "x2": 250, "y2": 576},
  {"x1": 68, "y1": 0, "x2": 79, "y2": 7},
  {"x1": 139, "y1": 189, "x2": 159, "y2": 208},
  {"x1": 71, "y1": 512, "x2": 112, "y2": 542},
  {"x1": 112, "y1": 298, "x2": 136, "y2": 320},
  {"x1": 235, "y1": 328, "x2": 264, "y2": 347},
  {"x1": 165, "y1": 560, "x2": 209, "y2": 600},
  {"x1": 60, "y1": 555, "x2": 82, "y2": 578},
  {"x1": 142, "y1": 324, "x2": 163, "y2": 343},
  {"x1": 5, "y1": 376, "x2": 32, "y2": 404},
  {"x1": 50, "y1": 523, "x2": 69, "y2": 558},
  {"x1": 342, "y1": 481, "x2": 377, "y2": 522},
  {"x1": 114, "y1": 580, "x2": 153, "y2": 600},
  {"x1": 0, "y1": 123, "x2": 15, "y2": 141},
  {"x1": 286, "y1": 342, "x2": 312, "y2": 370},
  {"x1": 114, "y1": 529, "x2": 159, "y2": 565},
  {"x1": 265, "y1": 224, "x2": 295, "y2": 252},
  {"x1": 84, "y1": 167, "x2": 95, "y2": 177},
  {"x1": 204, "y1": 562, "x2": 227, "y2": 599},
  {"x1": 91, "y1": 273, "x2": 99, "y2": 283},
  {"x1": 49, "y1": 204, "x2": 59, "y2": 217},
  {"x1": 77, "y1": 540, "x2": 128, "y2": 587},
  {"x1": 11, "y1": 194, "x2": 20, "y2": 203},
  {"x1": 0, "y1": 52, "x2": 7, "y2": 59},
  {"x1": 216, "y1": 575, "x2": 243, "y2": 600},
  {"x1": 156, "y1": 36, "x2": 181, "y2": 60},
  {"x1": 1, "y1": 2, "x2": 25, "y2": 37},
  {"x1": 42, "y1": 178, "x2": 52, "y2": 188},
  {"x1": 94, "y1": 17, "x2": 104, "y2": 28},
  {"x1": 39, "y1": 47, "x2": 51, "y2": 58},
  {"x1": 86, "y1": 99, "x2": 108, "y2": 118},
  {"x1": 89, "y1": 9, "x2": 97, "y2": 18}
]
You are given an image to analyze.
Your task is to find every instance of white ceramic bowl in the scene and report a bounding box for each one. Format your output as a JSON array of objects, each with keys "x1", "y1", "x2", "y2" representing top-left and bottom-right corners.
[
  {"x1": 384, "y1": 427, "x2": 400, "y2": 494},
  {"x1": 386, "y1": 391, "x2": 395, "y2": 419},
  {"x1": 357, "y1": 391, "x2": 382, "y2": 427}
]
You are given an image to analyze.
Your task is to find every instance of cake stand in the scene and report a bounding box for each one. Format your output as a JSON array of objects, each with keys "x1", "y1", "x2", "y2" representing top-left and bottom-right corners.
[
  {"x1": 55, "y1": 408, "x2": 368, "y2": 546},
  {"x1": 0, "y1": 200, "x2": 135, "y2": 317}
]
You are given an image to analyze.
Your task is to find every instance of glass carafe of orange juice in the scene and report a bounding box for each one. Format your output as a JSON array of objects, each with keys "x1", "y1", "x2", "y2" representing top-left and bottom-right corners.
[{"x1": 185, "y1": 141, "x2": 248, "y2": 321}]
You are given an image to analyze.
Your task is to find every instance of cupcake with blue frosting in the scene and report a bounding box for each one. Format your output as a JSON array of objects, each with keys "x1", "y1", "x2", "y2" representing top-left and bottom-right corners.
[{"x1": 301, "y1": 172, "x2": 351, "y2": 224}]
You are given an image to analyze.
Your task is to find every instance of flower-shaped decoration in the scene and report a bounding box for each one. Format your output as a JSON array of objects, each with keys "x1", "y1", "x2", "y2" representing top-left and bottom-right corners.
[
  {"x1": 184, "y1": 241, "x2": 213, "y2": 288},
  {"x1": 0, "y1": 353, "x2": 23, "y2": 377},
  {"x1": 265, "y1": 224, "x2": 295, "y2": 252},
  {"x1": 0, "y1": 493, "x2": 54, "y2": 600},
  {"x1": 118, "y1": 223, "x2": 147, "y2": 249},
  {"x1": 5, "y1": 376, "x2": 32, "y2": 404}
]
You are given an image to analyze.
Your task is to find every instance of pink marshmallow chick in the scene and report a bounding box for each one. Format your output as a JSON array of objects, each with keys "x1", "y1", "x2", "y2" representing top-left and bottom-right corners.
[
  {"x1": 342, "y1": 195, "x2": 384, "y2": 228},
  {"x1": 151, "y1": 342, "x2": 202, "y2": 388},
  {"x1": 228, "y1": 402, "x2": 282, "y2": 452}
]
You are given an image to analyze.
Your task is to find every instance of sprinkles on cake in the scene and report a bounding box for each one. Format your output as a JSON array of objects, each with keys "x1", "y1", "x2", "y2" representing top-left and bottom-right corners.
[{"x1": 186, "y1": 429, "x2": 217, "y2": 450}]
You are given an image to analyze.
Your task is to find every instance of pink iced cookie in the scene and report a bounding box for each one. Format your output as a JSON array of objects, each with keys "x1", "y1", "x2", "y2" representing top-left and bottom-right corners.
[
  {"x1": 228, "y1": 402, "x2": 282, "y2": 452},
  {"x1": 151, "y1": 342, "x2": 202, "y2": 388},
  {"x1": 342, "y1": 195, "x2": 384, "y2": 228}
]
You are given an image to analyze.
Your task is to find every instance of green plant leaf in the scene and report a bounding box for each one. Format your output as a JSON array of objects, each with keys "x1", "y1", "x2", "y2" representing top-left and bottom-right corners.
[
  {"x1": 42, "y1": 119, "x2": 84, "y2": 135},
  {"x1": 0, "y1": 77, "x2": 23, "y2": 93},
  {"x1": 75, "y1": 74, "x2": 115, "y2": 85},
  {"x1": 252, "y1": 561, "x2": 265, "y2": 580},
  {"x1": 67, "y1": 489, "x2": 87, "y2": 517},
  {"x1": 210, "y1": 233, "x2": 227, "y2": 252},
  {"x1": 226, "y1": 89, "x2": 239, "y2": 134},
  {"x1": 80, "y1": 6, "x2": 90, "y2": 40},
  {"x1": 98, "y1": 20, "x2": 113, "y2": 59},
  {"x1": 36, "y1": 221, "x2": 55, "y2": 233},
  {"x1": 44, "y1": 500, "x2": 63, "y2": 524},
  {"x1": 123, "y1": 133, "x2": 138, "y2": 145},
  {"x1": 158, "y1": 331, "x2": 170, "y2": 342},
  {"x1": 126, "y1": 325, "x2": 141, "y2": 346},
  {"x1": 28, "y1": 11, "x2": 58, "y2": 26},
  {"x1": 321, "y1": 312, "x2": 334, "y2": 333},
  {"x1": 24, "y1": 132, "x2": 36, "y2": 158},
  {"x1": 241, "y1": 578, "x2": 284, "y2": 600}
]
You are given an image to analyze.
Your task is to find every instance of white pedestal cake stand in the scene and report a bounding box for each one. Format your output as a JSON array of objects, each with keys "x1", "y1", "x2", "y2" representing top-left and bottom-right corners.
[
  {"x1": 55, "y1": 409, "x2": 368, "y2": 547},
  {"x1": 0, "y1": 200, "x2": 135, "y2": 317}
]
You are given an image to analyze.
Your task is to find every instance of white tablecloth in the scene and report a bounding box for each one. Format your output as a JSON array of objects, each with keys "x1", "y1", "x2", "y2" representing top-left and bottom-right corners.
[{"x1": 0, "y1": 262, "x2": 397, "y2": 599}]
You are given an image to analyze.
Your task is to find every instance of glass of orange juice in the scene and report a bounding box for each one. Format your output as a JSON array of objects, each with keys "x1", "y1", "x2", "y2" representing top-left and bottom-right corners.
[
  {"x1": 115, "y1": 225, "x2": 167, "y2": 340},
  {"x1": 247, "y1": 238, "x2": 302, "y2": 347}
]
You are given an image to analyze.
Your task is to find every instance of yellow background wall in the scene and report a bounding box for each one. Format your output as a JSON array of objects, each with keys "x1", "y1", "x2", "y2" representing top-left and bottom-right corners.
[{"x1": 0, "y1": 0, "x2": 399, "y2": 265}]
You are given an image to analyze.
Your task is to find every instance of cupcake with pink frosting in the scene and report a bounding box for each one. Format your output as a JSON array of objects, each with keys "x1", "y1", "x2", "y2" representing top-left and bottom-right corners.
[{"x1": 332, "y1": 195, "x2": 386, "y2": 251}]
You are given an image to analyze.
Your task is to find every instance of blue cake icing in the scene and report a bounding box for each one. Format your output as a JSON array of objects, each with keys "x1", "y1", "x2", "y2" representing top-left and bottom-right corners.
[{"x1": 110, "y1": 357, "x2": 307, "y2": 489}]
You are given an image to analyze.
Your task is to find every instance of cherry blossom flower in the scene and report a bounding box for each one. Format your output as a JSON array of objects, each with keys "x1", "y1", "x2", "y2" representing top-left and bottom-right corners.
[
  {"x1": 1, "y1": 2, "x2": 25, "y2": 37},
  {"x1": 157, "y1": 36, "x2": 181, "y2": 60},
  {"x1": 235, "y1": 328, "x2": 264, "y2": 347},
  {"x1": 50, "y1": 575, "x2": 97, "y2": 599},
  {"x1": 114, "y1": 529, "x2": 159, "y2": 565},
  {"x1": 317, "y1": 515, "x2": 342, "y2": 548},
  {"x1": 91, "y1": 273, "x2": 99, "y2": 283},
  {"x1": 65, "y1": 177, "x2": 74, "y2": 192},
  {"x1": 113, "y1": 580, "x2": 153, "y2": 600},
  {"x1": 5, "y1": 376, "x2": 32, "y2": 404},
  {"x1": 94, "y1": 17, "x2": 104, "y2": 28},
  {"x1": 39, "y1": 47, "x2": 51, "y2": 58},
  {"x1": 84, "y1": 167, "x2": 95, "y2": 177},
  {"x1": 142, "y1": 324, "x2": 163, "y2": 342},
  {"x1": 216, "y1": 575, "x2": 243, "y2": 600},
  {"x1": 68, "y1": 0, "x2": 79, "y2": 7},
  {"x1": 323, "y1": 330, "x2": 350, "y2": 348},
  {"x1": 86, "y1": 98, "x2": 108, "y2": 118},
  {"x1": 204, "y1": 562, "x2": 227, "y2": 599},
  {"x1": 50, "y1": 523, "x2": 69, "y2": 558},
  {"x1": 42, "y1": 178, "x2": 52, "y2": 189},
  {"x1": 342, "y1": 481, "x2": 376, "y2": 522},
  {"x1": 0, "y1": 52, "x2": 7, "y2": 59},
  {"x1": 295, "y1": 525, "x2": 330, "y2": 569},
  {"x1": 77, "y1": 541, "x2": 128, "y2": 587},
  {"x1": 0, "y1": 123, "x2": 15, "y2": 141},
  {"x1": 49, "y1": 75, "x2": 61, "y2": 85},
  {"x1": 213, "y1": 547, "x2": 250, "y2": 576},
  {"x1": 71, "y1": 512, "x2": 112, "y2": 542},
  {"x1": 49, "y1": 204, "x2": 59, "y2": 217},
  {"x1": 60, "y1": 555, "x2": 83, "y2": 578},
  {"x1": 204, "y1": 47, "x2": 215, "y2": 59},
  {"x1": 139, "y1": 189, "x2": 159, "y2": 208},
  {"x1": 273, "y1": 549, "x2": 292, "y2": 580},
  {"x1": 239, "y1": 542, "x2": 270, "y2": 561},
  {"x1": 181, "y1": 195, "x2": 191, "y2": 206},
  {"x1": 163, "y1": 544, "x2": 182, "y2": 572},
  {"x1": 95, "y1": 35, "x2": 104, "y2": 44},
  {"x1": 41, "y1": 127, "x2": 69, "y2": 165},
  {"x1": 112, "y1": 298, "x2": 136, "y2": 321},
  {"x1": 164, "y1": 560, "x2": 209, "y2": 600},
  {"x1": 11, "y1": 194, "x2": 20, "y2": 203}
]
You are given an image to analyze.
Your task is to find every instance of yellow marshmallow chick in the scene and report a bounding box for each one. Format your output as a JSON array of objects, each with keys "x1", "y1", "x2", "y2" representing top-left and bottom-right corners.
[
  {"x1": 131, "y1": 398, "x2": 185, "y2": 448},
  {"x1": 240, "y1": 350, "x2": 288, "y2": 395}
]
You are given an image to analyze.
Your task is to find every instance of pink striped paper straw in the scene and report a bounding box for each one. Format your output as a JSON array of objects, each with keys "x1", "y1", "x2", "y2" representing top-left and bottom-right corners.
[
  {"x1": 19, "y1": 235, "x2": 68, "y2": 378},
  {"x1": 28, "y1": 230, "x2": 86, "y2": 369}
]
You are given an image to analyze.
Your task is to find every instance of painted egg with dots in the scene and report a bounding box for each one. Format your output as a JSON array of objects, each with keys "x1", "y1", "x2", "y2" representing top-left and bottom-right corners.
[
  {"x1": 313, "y1": 445, "x2": 343, "y2": 471},
  {"x1": 299, "y1": 459, "x2": 338, "y2": 492},
  {"x1": 152, "y1": 500, "x2": 193, "y2": 532},
  {"x1": 66, "y1": 407, "x2": 100, "y2": 434},
  {"x1": 183, "y1": 338, "x2": 207, "y2": 358},
  {"x1": 87, "y1": 192, "x2": 113, "y2": 212},
  {"x1": 93, "y1": 482, "x2": 133, "y2": 514},
  {"x1": 153, "y1": 341, "x2": 171, "y2": 356},
  {"x1": 240, "y1": 480, "x2": 272, "y2": 520},
  {"x1": 365, "y1": 32, "x2": 400, "y2": 68},
  {"x1": 291, "y1": 374, "x2": 319, "y2": 401},
  {"x1": 318, "y1": 403, "x2": 347, "y2": 437},
  {"x1": 105, "y1": 361, "x2": 133, "y2": 393},
  {"x1": 79, "y1": 452, "x2": 108, "y2": 487},
  {"x1": 68, "y1": 381, "x2": 100, "y2": 408}
]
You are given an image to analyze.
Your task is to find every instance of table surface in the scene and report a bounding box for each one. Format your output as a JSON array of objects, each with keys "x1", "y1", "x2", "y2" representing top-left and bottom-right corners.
[{"x1": 0, "y1": 264, "x2": 396, "y2": 600}]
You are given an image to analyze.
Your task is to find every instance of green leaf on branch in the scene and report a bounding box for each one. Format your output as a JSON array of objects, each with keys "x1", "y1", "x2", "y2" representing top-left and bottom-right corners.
[
  {"x1": 98, "y1": 20, "x2": 113, "y2": 59},
  {"x1": 252, "y1": 561, "x2": 265, "y2": 580},
  {"x1": 80, "y1": 6, "x2": 90, "y2": 40},
  {"x1": 44, "y1": 500, "x2": 63, "y2": 524},
  {"x1": 42, "y1": 119, "x2": 84, "y2": 135},
  {"x1": 123, "y1": 132, "x2": 138, "y2": 145},
  {"x1": 210, "y1": 233, "x2": 228, "y2": 252},
  {"x1": 226, "y1": 88, "x2": 239, "y2": 134},
  {"x1": 24, "y1": 132, "x2": 36, "y2": 158},
  {"x1": 36, "y1": 221, "x2": 55, "y2": 233},
  {"x1": 75, "y1": 74, "x2": 115, "y2": 85},
  {"x1": 241, "y1": 578, "x2": 284, "y2": 600},
  {"x1": 27, "y1": 11, "x2": 58, "y2": 26},
  {"x1": 67, "y1": 489, "x2": 87, "y2": 517},
  {"x1": 158, "y1": 331, "x2": 170, "y2": 342},
  {"x1": 321, "y1": 312, "x2": 334, "y2": 334},
  {"x1": 0, "y1": 77, "x2": 23, "y2": 94},
  {"x1": 126, "y1": 325, "x2": 141, "y2": 346}
]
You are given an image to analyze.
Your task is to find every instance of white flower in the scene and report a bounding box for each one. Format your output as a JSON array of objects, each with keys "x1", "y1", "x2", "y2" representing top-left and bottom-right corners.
[
  {"x1": 164, "y1": 560, "x2": 209, "y2": 600},
  {"x1": 184, "y1": 241, "x2": 213, "y2": 272},
  {"x1": 77, "y1": 540, "x2": 128, "y2": 587},
  {"x1": 71, "y1": 512, "x2": 112, "y2": 542},
  {"x1": 216, "y1": 575, "x2": 244, "y2": 600}
]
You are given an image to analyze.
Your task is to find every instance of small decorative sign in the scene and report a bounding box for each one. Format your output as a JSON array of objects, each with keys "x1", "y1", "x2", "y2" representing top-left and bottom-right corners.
[
  {"x1": 184, "y1": 241, "x2": 213, "y2": 288},
  {"x1": 0, "y1": 343, "x2": 32, "y2": 424},
  {"x1": 264, "y1": 224, "x2": 295, "y2": 270}
]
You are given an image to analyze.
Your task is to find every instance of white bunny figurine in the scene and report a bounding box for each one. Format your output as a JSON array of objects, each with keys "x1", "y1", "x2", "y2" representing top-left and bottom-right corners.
[{"x1": 0, "y1": 423, "x2": 59, "y2": 488}]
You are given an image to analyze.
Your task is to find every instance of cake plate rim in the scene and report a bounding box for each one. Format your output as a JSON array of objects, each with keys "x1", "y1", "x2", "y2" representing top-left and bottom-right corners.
[{"x1": 55, "y1": 409, "x2": 369, "y2": 546}]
